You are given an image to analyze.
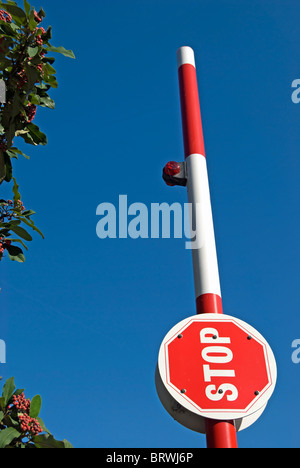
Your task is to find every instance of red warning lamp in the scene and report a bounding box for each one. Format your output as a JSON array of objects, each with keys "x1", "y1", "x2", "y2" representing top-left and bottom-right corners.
[
  {"x1": 162, "y1": 161, "x2": 187, "y2": 186},
  {"x1": 164, "y1": 161, "x2": 181, "y2": 176}
]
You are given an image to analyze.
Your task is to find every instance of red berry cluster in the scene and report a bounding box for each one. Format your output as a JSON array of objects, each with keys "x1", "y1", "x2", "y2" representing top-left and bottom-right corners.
[
  {"x1": 34, "y1": 10, "x2": 42, "y2": 23},
  {"x1": 35, "y1": 26, "x2": 46, "y2": 46},
  {"x1": 1, "y1": 198, "x2": 25, "y2": 212},
  {"x1": 19, "y1": 412, "x2": 43, "y2": 436},
  {"x1": 12, "y1": 393, "x2": 43, "y2": 436},
  {"x1": 12, "y1": 393, "x2": 30, "y2": 412},
  {"x1": 17, "y1": 69, "x2": 28, "y2": 89},
  {"x1": 0, "y1": 199, "x2": 26, "y2": 246},
  {"x1": 0, "y1": 9, "x2": 12, "y2": 23},
  {"x1": 26, "y1": 103, "x2": 37, "y2": 123},
  {"x1": 37, "y1": 63, "x2": 43, "y2": 73},
  {"x1": 36, "y1": 34, "x2": 43, "y2": 46}
]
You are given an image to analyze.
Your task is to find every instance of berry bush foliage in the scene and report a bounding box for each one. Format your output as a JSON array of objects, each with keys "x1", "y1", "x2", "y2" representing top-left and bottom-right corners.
[
  {"x1": 0, "y1": 377, "x2": 73, "y2": 448},
  {"x1": 0, "y1": 0, "x2": 74, "y2": 449},
  {"x1": 0, "y1": 0, "x2": 75, "y2": 262}
]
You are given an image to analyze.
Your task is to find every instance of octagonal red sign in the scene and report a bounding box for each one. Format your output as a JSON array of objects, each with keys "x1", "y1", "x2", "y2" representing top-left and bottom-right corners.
[{"x1": 157, "y1": 314, "x2": 277, "y2": 421}]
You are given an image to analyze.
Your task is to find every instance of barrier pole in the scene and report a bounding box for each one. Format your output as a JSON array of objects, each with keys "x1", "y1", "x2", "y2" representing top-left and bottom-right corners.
[{"x1": 177, "y1": 46, "x2": 238, "y2": 449}]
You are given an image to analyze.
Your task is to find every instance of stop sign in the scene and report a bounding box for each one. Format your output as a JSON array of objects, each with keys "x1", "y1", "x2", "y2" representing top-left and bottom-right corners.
[{"x1": 156, "y1": 314, "x2": 276, "y2": 428}]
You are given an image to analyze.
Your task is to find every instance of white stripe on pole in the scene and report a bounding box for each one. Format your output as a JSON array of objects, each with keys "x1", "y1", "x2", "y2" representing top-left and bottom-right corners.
[
  {"x1": 177, "y1": 46, "x2": 196, "y2": 68},
  {"x1": 186, "y1": 154, "x2": 222, "y2": 300}
]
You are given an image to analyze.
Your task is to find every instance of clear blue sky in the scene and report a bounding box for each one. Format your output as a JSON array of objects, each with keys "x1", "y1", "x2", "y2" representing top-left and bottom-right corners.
[{"x1": 1, "y1": 0, "x2": 300, "y2": 448}]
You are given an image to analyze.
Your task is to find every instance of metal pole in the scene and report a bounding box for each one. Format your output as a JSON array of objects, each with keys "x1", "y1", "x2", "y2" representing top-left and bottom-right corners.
[{"x1": 176, "y1": 46, "x2": 238, "y2": 449}]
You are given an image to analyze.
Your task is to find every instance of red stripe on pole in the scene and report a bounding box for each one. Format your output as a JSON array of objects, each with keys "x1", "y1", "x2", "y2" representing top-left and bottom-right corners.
[
  {"x1": 205, "y1": 419, "x2": 238, "y2": 449},
  {"x1": 196, "y1": 293, "x2": 223, "y2": 315},
  {"x1": 178, "y1": 63, "x2": 205, "y2": 159}
]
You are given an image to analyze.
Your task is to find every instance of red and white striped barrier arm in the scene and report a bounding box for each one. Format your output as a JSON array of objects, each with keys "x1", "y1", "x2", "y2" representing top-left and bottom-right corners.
[{"x1": 177, "y1": 46, "x2": 223, "y2": 316}]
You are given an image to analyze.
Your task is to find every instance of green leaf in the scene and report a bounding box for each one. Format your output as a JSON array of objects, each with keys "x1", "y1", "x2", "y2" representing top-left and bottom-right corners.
[
  {"x1": 2, "y1": 377, "x2": 15, "y2": 405},
  {"x1": 39, "y1": 96, "x2": 55, "y2": 109},
  {"x1": 45, "y1": 45, "x2": 75, "y2": 59},
  {"x1": 23, "y1": 62, "x2": 40, "y2": 90},
  {"x1": 43, "y1": 56, "x2": 55, "y2": 65},
  {"x1": 12, "y1": 177, "x2": 21, "y2": 202},
  {"x1": 36, "y1": 417, "x2": 51, "y2": 435},
  {"x1": 28, "y1": 93, "x2": 40, "y2": 105},
  {"x1": 35, "y1": 82, "x2": 50, "y2": 90},
  {"x1": 1, "y1": 219, "x2": 21, "y2": 227},
  {"x1": 0, "y1": 150, "x2": 5, "y2": 185},
  {"x1": 29, "y1": 395, "x2": 42, "y2": 418},
  {"x1": 32, "y1": 434, "x2": 66, "y2": 449},
  {"x1": 0, "y1": 22, "x2": 18, "y2": 37},
  {"x1": 0, "y1": 397, "x2": 5, "y2": 410},
  {"x1": 27, "y1": 123, "x2": 47, "y2": 145},
  {"x1": 42, "y1": 25, "x2": 52, "y2": 43},
  {"x1": 6, "y1": 238, "x2": 28, "y2": 251},
  {"x1": 21, "y1": 209, "x2": 35, "y2": 217},
  {"x1": 18, "y1": 216, "x2": 44, "y2": 239},
  {"x1": 6, "y1": 414, "x2": 20, "y2": 427},
  {"x1": 44, "y1": 63, "x2": 56, "y2": 75},
  {"x1": 23, "y1": 0, "x2": 30, "y2": 16},
  {"x1": 0, "y1": 427, "x2": 21, "y2": 448},
  {"x1": 3, "y1": 151, "x2": 12, "y2": 182},
  {"x1": 37, "y1": 7, "x2": 45, "y2": 19},
  {"x1": 5, "y1": 244, "x2": 25, "y2": 262},
  {"x1": 62, "y1": 439, "x2": 74, "y2": 448},
  {"x1": 10, "y1": 225, "x2": 32, "y2": 241},
  {"x1": 27, "y1": 46, "x2": 38, "y2": 58},
  {"x1": 28, "y1": 8, "x2": 37, "y2": 31},
  {"x1": 8, "y1": 147, "x2": 29, "y2": 160},
  {"x1": 11, "y1": 93, "x2": 23, "y2": 119},
  {"x1": 43, "y1": 73, "x2": 58, "y2": 89},
  {"x1": 13, "y1": 388, "x2": 25, "y2": 397},
  {"x1": 6, "y1": 149, "x2": 18, "y2": 159}
]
